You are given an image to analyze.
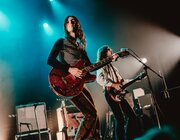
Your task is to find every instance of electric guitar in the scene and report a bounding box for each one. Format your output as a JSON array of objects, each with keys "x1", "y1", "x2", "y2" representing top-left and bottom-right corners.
[
  {"x1": 48, "y1": 50, "x2": 129, "y2": 98},
  {"x1": 110, "y1": 71, "x2": 146, "y2": 101}
]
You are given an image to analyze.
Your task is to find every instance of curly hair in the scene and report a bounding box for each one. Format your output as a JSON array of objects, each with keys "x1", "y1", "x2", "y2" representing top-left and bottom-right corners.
[
  {"x1": 96, "y1": 45, "x2": 112, "y2": 62},
  {"x1": 64, "y1": 16, "x2": 86, "y2": 48}
]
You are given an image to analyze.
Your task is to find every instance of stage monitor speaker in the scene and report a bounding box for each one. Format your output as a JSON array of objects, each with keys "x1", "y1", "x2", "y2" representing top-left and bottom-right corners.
[
  {"x1": 138, "y1": 94, "x2": 152, "y2": 108},
  {"x1": 138, "y1": 94, "x2": 153, "y2": 117},
  {"x1": 16, "y1": 102, "x2": 48, "y2": 133}
]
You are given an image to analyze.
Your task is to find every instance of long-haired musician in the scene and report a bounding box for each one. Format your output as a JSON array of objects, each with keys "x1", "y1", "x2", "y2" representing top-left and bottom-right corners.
[
  {"x1": 96, "y1": 45, "x2": 141, "y2": 140},
  {"x1": 47, "y1": 16, "x2": 101, "y2": 140}
]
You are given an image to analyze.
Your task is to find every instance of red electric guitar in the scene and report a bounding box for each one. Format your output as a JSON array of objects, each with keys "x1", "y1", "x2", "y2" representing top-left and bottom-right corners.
[{"x1": 48, "y1": 50, "x2": 129, "y2": 98}]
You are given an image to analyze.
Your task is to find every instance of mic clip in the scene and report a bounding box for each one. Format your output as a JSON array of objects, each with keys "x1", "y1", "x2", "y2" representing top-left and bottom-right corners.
[{"x1": 117, "y1": 48, "x2": 129, "y2": 57}]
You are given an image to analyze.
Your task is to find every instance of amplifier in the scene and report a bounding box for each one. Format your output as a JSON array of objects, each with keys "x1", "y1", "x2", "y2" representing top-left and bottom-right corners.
[{"x1": 16, "y1": 102, "x2": 48, "y2": 133}]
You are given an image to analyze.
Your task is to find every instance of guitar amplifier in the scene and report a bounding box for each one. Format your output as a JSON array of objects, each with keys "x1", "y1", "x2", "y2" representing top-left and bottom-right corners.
[{"x1": 16, "y1": 102, "x2": 48, "y2": 133}]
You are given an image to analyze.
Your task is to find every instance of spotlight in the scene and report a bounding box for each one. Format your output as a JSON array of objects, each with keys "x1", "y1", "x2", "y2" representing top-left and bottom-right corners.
[
  {"x1": 141, "y1": 58, "x2": 147, "y2": 63},
  {"x1": 0, "y1": 11, "x2": 10, "y2": 31},
  {"x1": 49, "y1": 0, "x2": 54, "y2": 2},
  {"x1": 42, "y1": 22, "x2": 53, "y2": 35},
  {"x1": 43, "y1": 23, "x2": 48, "y2": 28}
]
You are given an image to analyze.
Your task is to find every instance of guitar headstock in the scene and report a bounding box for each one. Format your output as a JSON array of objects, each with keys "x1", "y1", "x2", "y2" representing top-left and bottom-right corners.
[{"x1": 136, "y1": 71, "x2": 147, "y2": 80}]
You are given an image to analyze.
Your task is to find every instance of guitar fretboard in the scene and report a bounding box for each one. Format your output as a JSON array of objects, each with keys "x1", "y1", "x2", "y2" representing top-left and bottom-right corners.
[
  {"x1": 82, "y1": 49, "x2": 129, "y2": 73},
  {"x1": 83, "y1": 56, "x2": 113, "y2": 73}
]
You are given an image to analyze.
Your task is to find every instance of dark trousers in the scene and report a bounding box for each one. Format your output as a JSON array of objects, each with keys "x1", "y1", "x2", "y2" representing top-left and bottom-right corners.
[
  {"x1": 105, "y1": 89, "x2": 140, "y2": 140},
  {"x1": 71, "y1": 87, "x2": 101, "y2": 140}
]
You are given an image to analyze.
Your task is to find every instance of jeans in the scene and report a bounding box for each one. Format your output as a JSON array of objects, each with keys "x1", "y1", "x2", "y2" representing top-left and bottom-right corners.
[
  {"x1": 71, "y1": 87, "x2": 101, "y2": 140},
  {"x1": 105, "y1": 89, "x2": 140, "y2": 140}
]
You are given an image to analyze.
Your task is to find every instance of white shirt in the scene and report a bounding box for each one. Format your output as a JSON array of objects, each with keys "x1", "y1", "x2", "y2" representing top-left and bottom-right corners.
[
  {"x1": 96, "y1": 64, "x2": 123, "y2": 88},
  {"x1": 97, "y1": 64, "x2": 134, "y2": 108}
]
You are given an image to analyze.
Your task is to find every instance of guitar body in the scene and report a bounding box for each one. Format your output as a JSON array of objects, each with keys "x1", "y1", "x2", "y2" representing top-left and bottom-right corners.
[
  {"x1": 109, "y1": 71, "x2": 146, "y2": 101},
  {"x1": 107, "y1": 86, "x2": 128, "y2": 102},
  {"x1": 48, "y1": 60, "x2": 96, "y2": 98}
]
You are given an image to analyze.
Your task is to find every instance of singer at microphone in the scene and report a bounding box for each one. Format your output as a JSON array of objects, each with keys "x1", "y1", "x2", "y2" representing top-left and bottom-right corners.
[{"x1": 96, "y1": 45, "x2": 139, "y2": 140}]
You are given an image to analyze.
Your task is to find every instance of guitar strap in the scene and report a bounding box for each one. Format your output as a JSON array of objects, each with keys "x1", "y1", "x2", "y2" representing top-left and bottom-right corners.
[
  {"x1": 61, "y1": 39, "x2": 65, "y2": 57},
  {"x1": 110, "y1": 63, "x2": 120, "y2": 83}
]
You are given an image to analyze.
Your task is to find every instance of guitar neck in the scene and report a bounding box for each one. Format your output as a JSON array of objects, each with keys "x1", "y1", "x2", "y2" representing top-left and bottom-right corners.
[
  {"x1": 83, "y1": 50, "x2": 127, "y2": 73},
  {"x1": 82, "y1": 49, "x2": 130, "y2": 74},
  {"x1": 83, "y1": 56, "x2": 113, "y2": 73}
]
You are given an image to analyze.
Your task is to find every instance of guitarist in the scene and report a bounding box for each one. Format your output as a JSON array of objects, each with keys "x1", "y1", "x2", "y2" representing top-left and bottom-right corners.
[
  {"x1": 47, "y1": 16, "x2": 101, "y2": 140},
  {"x1": 96, "y1": 45, "x2": 141, "y2": 140}
]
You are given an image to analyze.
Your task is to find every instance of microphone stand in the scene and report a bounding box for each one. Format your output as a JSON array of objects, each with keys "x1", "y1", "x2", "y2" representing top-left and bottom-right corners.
[
  {"x1": 34, "y1": 104, "x2": 42, "y2": 140},
  {"x1": 128, "y1": 50, "x2": 163, "y2": 129},
  {"x1": 159, "y1": 70, "x2": 170, "y2": 99},
  {"x1": 105, "y1": 107, "x2": 113, "y2": 140}
]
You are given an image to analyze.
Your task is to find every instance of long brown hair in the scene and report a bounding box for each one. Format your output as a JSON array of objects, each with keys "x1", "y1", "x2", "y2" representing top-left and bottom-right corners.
[
  {"x1": 64, "y1": 16, "x2": 86, "y2": 48},
  {"x1": 97, "y1": 45, "x2": 112, "y2": 62}
]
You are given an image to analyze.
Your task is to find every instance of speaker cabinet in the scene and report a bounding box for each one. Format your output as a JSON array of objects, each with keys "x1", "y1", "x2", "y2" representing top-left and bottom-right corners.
[
  {"x1": 16, "y1": 102, "x2": 48, "y2": 133},
  {"x1": 138, "y1": 94, "x2": 152, "y2": 108},
  {"x1": 138, "y1": 94, "x2": 154, "y2": 117}
]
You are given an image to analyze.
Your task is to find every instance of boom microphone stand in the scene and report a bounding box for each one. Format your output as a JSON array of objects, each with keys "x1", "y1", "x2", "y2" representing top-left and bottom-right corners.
[{"x1": 127, "y1": 48, "x2": 163, "y2": 128}]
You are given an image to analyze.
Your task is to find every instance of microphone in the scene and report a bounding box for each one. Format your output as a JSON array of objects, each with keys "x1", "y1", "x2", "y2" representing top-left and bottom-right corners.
[
  {"x1": 117, "y1": 48, "x2": 129, "y2": 57},
  {"x1": 120, "y1": 48, "x2": 129, "y2": 52}
]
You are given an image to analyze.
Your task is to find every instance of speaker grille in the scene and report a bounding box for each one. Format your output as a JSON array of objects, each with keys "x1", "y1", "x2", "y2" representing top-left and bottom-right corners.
[{"x1": 16, "y1": 102, "x2": 48, "y2": 133}]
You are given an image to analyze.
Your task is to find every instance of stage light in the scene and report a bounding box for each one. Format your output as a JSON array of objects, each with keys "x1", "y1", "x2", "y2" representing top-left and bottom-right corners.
[
  {"x1": 141, "y1": 58, "x2": 147, "y2": 63},
  {"x1": 50, "y1": 0, "x2": 70, "y2": 22},
  {"x1": 0, "y1": 11, "x2": 10, "y2": 31},
  {"x1": 43, "y1": 23, "x2": 48, "y2": 28},
  {"x1": 42, "y1": 22, "x2": 53, "y2": 35},
  {"x1": 49, "y1": 0, "x2": 54, "y2": 2}
]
